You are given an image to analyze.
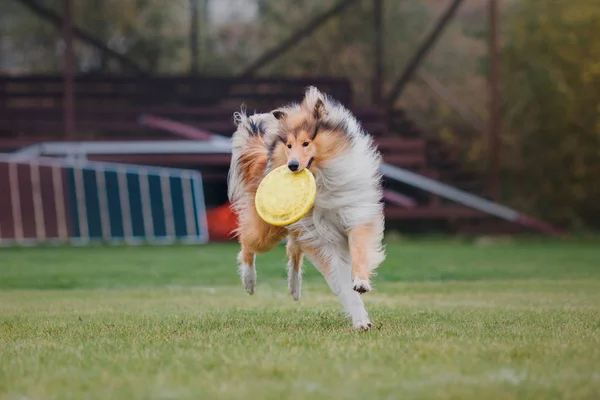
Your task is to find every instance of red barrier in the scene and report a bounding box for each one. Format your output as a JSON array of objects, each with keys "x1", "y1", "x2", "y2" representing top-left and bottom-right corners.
[{"x1": 206, "y1": 202, "x2": 238, "y2": 241}]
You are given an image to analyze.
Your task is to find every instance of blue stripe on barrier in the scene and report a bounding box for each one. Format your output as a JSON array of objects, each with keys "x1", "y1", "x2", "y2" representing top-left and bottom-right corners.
[
  {"x1": 190, "y1": 178, "x2": 202, "y2": 239},
  {"x1": 169, "y1": 176, "x2": 188, "y2": 237},
  {"x1": 126, "y1": 172, "x2": 145, "y2": 238},
  {"x1": 147, "y1": 174, "x2": 166, "y2": 237},
  {"x1": 82, "y1": 169, "x2": 102, "y2": 239},
  {"x1": 104, "y1": 170, "x2": 124, "y2": 238}
]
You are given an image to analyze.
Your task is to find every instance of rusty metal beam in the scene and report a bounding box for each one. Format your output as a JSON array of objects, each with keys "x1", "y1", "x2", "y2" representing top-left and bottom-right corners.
[
  {"x1": 488, "y1": 0, "x2": 501, "y2": 200},
  {"x1": 190, "y1": 0, "x2": 199, "y2": 74},
  {"x1": 62, "y1": 0, "x2": 75, "y2": 140},
  {"x1": 372, "y1": 0, "x2": 384, "y2": 105},
  {"x1": 15, "y1": 0, "x2": 148, "y2": 75},
  {"x1": 386, "y1": 0, "x2": 464, "y2": 108},
  {"x1": 239, "y1": 0, "x2": 359, "y2": 77}
]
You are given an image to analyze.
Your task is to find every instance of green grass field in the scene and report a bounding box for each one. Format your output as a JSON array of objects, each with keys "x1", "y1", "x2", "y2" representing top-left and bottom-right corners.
[{"x1": 1, "y1": 239, "x2": 600, "y2": 399}]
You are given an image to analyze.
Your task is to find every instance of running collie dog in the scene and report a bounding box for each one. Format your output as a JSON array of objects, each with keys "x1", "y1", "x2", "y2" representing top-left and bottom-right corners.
[{"x1": 227, "y1": 87, "x2": 385, "y2": 330}]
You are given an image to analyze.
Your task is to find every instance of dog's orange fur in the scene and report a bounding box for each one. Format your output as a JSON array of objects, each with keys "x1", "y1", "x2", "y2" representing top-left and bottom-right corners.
[
  {"x1": 233, "y1": 135, "x2": 287, "y2": 266},
  {"x1": 237, "y1": 137, "x2": 269, "y2": 195},
  {"x1": 349, "y1": 223, "x2": 375, "y2": 282}
]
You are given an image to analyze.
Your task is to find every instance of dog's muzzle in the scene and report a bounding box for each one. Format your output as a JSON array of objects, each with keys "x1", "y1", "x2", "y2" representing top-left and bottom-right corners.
[{"x1": 288, "y1": 160, "x2": 299, "y2": 172}]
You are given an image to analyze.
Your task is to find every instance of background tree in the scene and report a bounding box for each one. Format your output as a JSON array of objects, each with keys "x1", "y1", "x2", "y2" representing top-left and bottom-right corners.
[{"x1": 499, "y1": 0, "x2": 600, "y2": 227}]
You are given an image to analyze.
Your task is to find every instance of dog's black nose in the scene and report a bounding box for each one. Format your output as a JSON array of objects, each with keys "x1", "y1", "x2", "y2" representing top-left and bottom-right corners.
[{"x1": 288, "y1": 160, "x2": 299, "y2": 171}]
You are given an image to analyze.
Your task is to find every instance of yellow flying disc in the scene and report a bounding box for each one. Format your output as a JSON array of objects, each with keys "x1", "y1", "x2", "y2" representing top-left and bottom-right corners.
[{"x1": 255, "y1": 165, "x2": 316, "y2": 227}]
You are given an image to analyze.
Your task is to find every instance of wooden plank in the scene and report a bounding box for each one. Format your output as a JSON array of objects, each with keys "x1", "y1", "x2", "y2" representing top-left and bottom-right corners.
[
  {"x1": 382, "y1": 154, "x2": 426, "y2": 167},
  {"x1": 374, "y1": 137, "x2": 426, "y2": 152},
  {"x1": 384, "y1": 206, "x2": 483, "y2": 219}
]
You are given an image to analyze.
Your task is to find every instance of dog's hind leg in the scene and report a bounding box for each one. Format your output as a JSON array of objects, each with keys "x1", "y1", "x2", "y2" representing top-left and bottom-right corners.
[
  {"x1": 236, "y1": 207, "x2": 287, "y2": 295},
  {"x1": 286, "y1": 235, "x2": 303, "y2": 301},
  {"x1": 238, "y1": 247, "x2": 257, "y2": 295}
]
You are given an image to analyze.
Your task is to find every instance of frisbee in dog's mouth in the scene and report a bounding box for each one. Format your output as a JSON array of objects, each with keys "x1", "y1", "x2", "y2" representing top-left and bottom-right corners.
[{"x1": 255, "y1": 165, "x2": 316, "y2": 227}]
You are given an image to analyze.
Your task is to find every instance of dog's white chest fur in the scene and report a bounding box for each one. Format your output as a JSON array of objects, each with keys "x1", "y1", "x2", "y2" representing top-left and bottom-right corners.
[{"x1": 287, "y1": 134, "x2": 385, "y2": 271}]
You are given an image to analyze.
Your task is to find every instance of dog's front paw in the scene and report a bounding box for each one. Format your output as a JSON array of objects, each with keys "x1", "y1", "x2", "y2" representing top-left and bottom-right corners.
[
  {"x1": 352, "y1": 277, "x2": 371, "y2": 294},
  {"x1": 239, "y1": 264, "x2": 256, "y2": 295},
  {"x1": 353, "y1": 320, "x2": 373, "y2": 331},
  {"x1": 288, "y1": 270, "x2": 302, "y2": 301}
]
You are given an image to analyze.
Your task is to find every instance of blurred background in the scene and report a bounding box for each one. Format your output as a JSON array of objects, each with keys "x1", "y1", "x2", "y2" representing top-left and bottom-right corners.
[{"x1": 0, "y1": 0, "x2": 599, "y2": 245}]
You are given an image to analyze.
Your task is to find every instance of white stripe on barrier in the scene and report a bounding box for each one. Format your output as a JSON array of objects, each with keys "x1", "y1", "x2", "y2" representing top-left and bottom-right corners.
[
  {"x1": 8, "y1": 163, "x2": 24, "y2": 241},
  {"x1": 192, "y1": 173, "x2": 210, "y2": 244},
  {"x1": 161, "y1": 171, "x2": 176, "y2": 237},
  {"x1": 138, "y1": 170, "x2": 154, "y2": 239},
  {"x1": 52, "y1": 163, "x2": 68, "y2": 241},
  {"x1": 182, "y1": 173, "x2": 196, "y2": 237},
  {"x1": 117, "y1": 167, "x2": 133, "y2": 240}
]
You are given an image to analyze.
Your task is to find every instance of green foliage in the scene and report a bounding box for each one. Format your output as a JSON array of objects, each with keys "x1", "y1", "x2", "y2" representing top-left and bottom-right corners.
[
  {"x1": 0, "y1": 0, "x2": 188, "y2": 74},
  {"x1": 499, "y1": 0, "x2": 600, "y2": 228}
]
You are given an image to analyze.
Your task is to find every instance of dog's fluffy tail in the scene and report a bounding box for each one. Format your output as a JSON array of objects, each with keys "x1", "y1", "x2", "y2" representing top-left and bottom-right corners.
[{"x1": 227, "y1": 110, "x2": 273, "y2": 206}]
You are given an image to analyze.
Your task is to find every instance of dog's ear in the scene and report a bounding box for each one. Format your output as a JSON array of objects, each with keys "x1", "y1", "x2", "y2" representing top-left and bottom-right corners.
[
  {"x1": 272, "y1": 109, "x2": 286, "y2": 121},
  {"x1": 313, "y1": 98, "x2": 325, "y2": 120},
  {"x1": 303, "y1": 86, "x2": 327, "y2": 120}
]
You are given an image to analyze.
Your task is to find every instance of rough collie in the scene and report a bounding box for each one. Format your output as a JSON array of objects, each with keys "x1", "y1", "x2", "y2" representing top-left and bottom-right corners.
[{"x1": 227, "y1": 86, "x2": 385, "y2": 330}]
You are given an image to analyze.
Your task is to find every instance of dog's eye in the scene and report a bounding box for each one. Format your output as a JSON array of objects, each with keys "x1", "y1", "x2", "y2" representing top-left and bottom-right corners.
[
  {"x1": 302, "y1": 142, "x2": 309, "y2": 147},
  {"x1": 287, "y1": 144, "x2": 292, "y2": 149}
]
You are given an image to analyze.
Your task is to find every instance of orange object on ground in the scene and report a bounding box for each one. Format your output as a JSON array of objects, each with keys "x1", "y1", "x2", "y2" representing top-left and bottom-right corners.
[{"x1": 206, "y1": 202, "x2": 238, "y2": 241}]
